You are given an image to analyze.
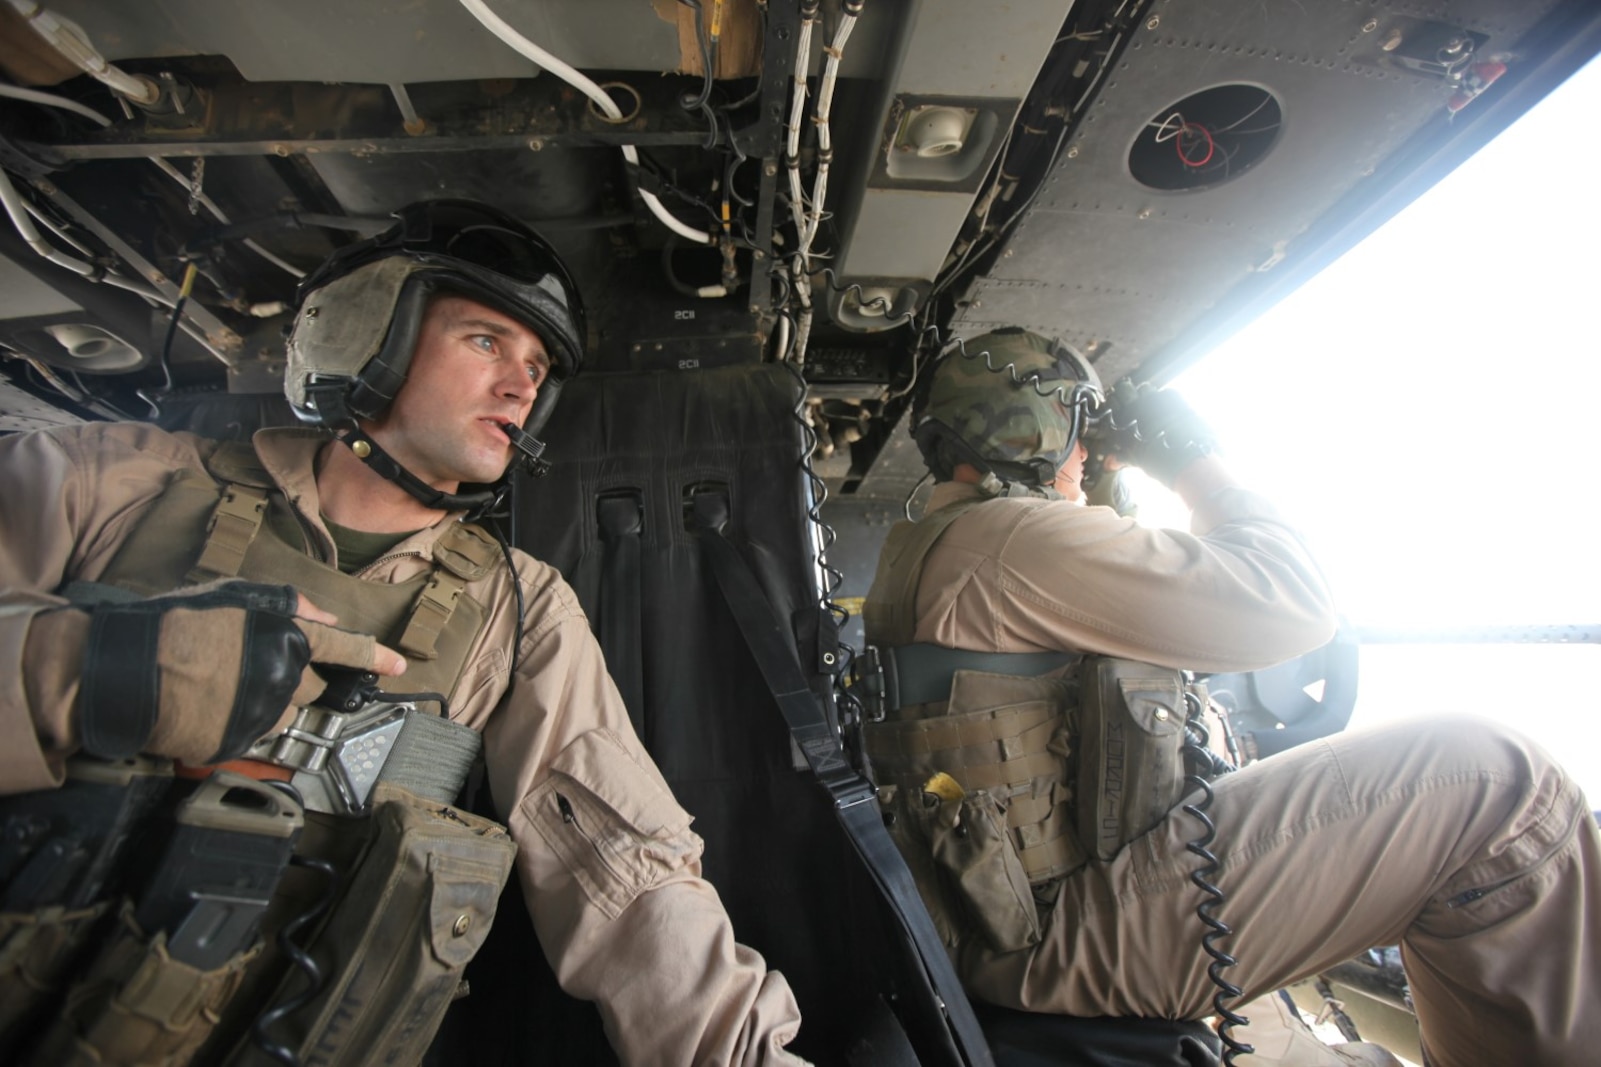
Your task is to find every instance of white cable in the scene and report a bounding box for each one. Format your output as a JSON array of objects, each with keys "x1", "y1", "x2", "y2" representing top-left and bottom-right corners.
[
  {"x1": 0, "y1": 166, "x2": 94, "y2": 277},
  {"x1": 3, "y1": 167, "x2": 214, "y2": 308},
  {"x1": 456, "y1": 0, "x2": 711, "y2": 244},
  {"x1": 0, "y1": 82, "x2": 112, "y2": 126},
  {"x1": 22, "y1": 198, "x2": 95, "y2": 256},
  {"x1": 150, "y1": 157, "x2": 306, "y2": 278},
  {"x1": 800, "y1": 6, "x2": 857, "y2": 254},
  {"x1": 4, "y1": 0, "x2": 159, "y2": 105},
  {"x1": 784, "y1": 6, "x2": 817, "y2": 239}
]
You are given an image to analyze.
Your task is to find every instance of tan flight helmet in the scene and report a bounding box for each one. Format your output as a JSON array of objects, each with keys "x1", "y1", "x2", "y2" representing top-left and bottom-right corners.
[
  {"x1": 282, "y1": 200, "x2": 586, "y2": 507},
  {"x1": 912, "y1": 328, "x2": 1103, "y2": 495}
]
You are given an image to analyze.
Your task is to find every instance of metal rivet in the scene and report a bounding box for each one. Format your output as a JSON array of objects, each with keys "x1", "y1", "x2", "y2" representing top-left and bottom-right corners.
[
  {"x1": 1137, "y1": 208, "x2": 1152, "y2": 220},
  {"x1": 352, "y1": 440, "x2": 372, "y2": 458},
  {"x1": 1146, "y1": 15, "x2": 1160, "y2": 29},
  {"x1": 305, "y1": 306, "x2": 320, "y2": 319},
  {"x1": 1381, "y1": 29, "x2": 1403, "y2": 52},
  {"x1": 1155, "y1": 707, "x2": 1170, "y2": 721},
  {"x1": 527, "y1": 138, "x2": 544, "y2": 151},
  {"x1": 822, "y1": 652, "x2": 836, "y2": 665},
  {"x1": 453, "y1": 914, "x2": 471, "y2": 937},
  {"x1": 1361, "y1": 18, "x2": 1378, "y2": 33},
  {"x1": 1066, "y1": 146, "x2": 1080, "y2": 158}
]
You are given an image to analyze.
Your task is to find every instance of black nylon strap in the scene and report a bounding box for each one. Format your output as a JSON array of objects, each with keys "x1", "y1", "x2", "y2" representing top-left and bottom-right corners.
[
  {"x1": 886, "y1": 644, "x2": 1080, "y2": 710},
  {"x1": 597, "y1": 491, "x2": 646, "y2": 738},
  {"x1": 689, "y1": 490, "x2": 995, "y2": 1067},
  {"x1": 80, "y1": 609, "x2": 163, "y2": 759}
]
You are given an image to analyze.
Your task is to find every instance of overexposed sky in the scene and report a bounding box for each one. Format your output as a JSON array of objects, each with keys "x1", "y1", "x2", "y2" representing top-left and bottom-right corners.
[
  {"x1": 1170, "y1": 55, "x2": 1601, "y2": 628},
  {"x1": 1154, "y1": 56, "x2": 1601, "y2": 796}
]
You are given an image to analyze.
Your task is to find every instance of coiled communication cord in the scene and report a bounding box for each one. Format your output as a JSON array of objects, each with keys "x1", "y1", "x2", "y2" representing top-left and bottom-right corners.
[
  {"x1": 1181, "y1": 688, "x2": 1252, "y2": 1064},
  {"x1": 250, "y1": 780, "x2": 339, "y2": 1067},
  {"x1": 782, "y1": 362, "x2": 863, "y2": 743},
  {"x1": 250, "y1": 855, "x2": 336, "y2": 1066}
]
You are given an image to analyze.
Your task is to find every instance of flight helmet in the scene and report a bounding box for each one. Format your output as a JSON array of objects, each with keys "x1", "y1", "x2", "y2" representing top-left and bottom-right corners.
[
  {"x1": 912, "y1": 328, "x2": 1103, "y2": 494},
  {"x1": 285, "y1": 199, "x2": 585, "y2": 450}
]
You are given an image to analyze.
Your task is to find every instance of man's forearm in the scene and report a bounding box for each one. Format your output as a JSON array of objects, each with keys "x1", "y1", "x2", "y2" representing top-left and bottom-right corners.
[
  {"x1": 1172, "y1": 454, "x2": 1240, "y2": 511},
  {"x1": 0, "y1": 594, "x2": 87, "y2": 793}
]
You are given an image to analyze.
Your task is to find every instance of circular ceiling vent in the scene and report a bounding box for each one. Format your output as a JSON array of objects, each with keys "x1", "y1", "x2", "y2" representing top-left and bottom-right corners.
[{"x1": 1128, "y1": 84, "x2": 1283, "y2": 192}]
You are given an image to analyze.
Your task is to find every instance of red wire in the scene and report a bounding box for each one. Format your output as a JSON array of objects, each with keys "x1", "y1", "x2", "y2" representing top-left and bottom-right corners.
[{"x1": 1177, "y1": 122, "x2": 1215, "y2": 167}]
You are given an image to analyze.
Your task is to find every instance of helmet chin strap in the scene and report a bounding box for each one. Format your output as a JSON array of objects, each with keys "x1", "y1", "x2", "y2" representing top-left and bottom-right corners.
[{"x1": 342, "y1": 428, "x2": 499, "y2": 515}]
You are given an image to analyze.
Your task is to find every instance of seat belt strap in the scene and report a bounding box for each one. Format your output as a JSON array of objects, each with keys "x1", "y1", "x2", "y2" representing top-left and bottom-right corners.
[
  {"x1": 884, "y1": 644, "x2": 1080, "y2": 710},
  {"x1": 597, "y1": 491, "x2": 646, "y2": 738},
  {"x1": 688, "y1": 488, "x2": 995, "y2": 1067}
]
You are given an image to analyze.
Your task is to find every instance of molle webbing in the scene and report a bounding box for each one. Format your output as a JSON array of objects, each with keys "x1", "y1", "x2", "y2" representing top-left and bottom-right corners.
[{"x1": 864, "y1": 667, "x2": 1083, "y2": 885}]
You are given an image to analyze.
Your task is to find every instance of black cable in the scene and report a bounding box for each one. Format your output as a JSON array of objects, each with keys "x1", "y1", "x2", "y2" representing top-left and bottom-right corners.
[
  {"x1": 137, "y1": 262, "x2": 197, "y2": 419},
  {"x1": 251, "y1": 854, "x2": 339, "y2": 1067},
  {"x1": 1181, "y1": 689, "x2": 1252, "y2": 1064},
  {"x1": 676, "y1": 0, "x2": 720, "y2": 149},
  {"x1": 781, "y1": 361, "x2": 855, "y2": 746},
  {"x1": 488, "y1": 524, "x2": 527, "y2": 669}
]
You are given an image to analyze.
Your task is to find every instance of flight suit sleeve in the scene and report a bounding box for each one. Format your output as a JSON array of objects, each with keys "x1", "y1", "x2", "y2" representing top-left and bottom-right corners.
[
  {"x1": 0, "y1": 426, "x2": 103, "y2": 791},
  {"x1": 481, "y1": 568, "x2": 807, "y2": 1067},
  {"x1": 0, "y1": 424, "x2": 205, "y2": 792},
  {"x1": 951, "y1": 487, "x2": 1336, "y2": 673}
]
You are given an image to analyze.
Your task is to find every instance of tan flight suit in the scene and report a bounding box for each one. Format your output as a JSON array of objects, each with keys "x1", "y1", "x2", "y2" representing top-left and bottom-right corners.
[
  {"x1": 868, "y1": 479, "x2": 1601, "y2": 1067},
  {"x1": 0, "y1": 421, "x2": 806, "y2": 1067}
]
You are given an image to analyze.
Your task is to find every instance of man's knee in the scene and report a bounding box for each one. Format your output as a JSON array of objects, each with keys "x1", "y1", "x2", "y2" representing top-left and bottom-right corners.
[{"x1": 1333, "y1": 716, "x2": 1570, "y2": 797}]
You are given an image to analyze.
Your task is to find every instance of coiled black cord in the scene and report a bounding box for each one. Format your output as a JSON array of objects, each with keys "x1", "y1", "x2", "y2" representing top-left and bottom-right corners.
[
  {"x1": 1181, "y1": 689, "x2": 1251, "y2": 1064},
  {"x1": 250, "y1": 853, "x2": 339, "y2": 1067},
  {"x1": 781, "y1": 362, "x2": 863, "y2": 740}
]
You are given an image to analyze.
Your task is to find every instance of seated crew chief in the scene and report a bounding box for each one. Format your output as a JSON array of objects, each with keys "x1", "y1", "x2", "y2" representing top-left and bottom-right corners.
[
  {"x1": 0, "y1": 200, "x2": 806, "y2": 1066},
  {"x1": 860, "y1": 328, "x2": 1600, "y2": 1067}
]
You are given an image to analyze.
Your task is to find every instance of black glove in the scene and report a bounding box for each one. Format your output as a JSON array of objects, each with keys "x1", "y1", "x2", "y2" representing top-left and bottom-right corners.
[
  {"x1": 77, "y1": 581, "x2": 380, "y2": 765},
  {"x1": 1102, "y1": 382, "x2": 1218, "y2": 487}
]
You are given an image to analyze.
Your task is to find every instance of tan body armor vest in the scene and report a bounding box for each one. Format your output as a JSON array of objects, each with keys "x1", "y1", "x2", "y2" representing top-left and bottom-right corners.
[
  {"x1": 861, "y1": 496, "x2": 1207, "y2": 958},
  {"x1": 97, "y1": 441, "x2": 501, "y2": 703},
  {"x1": 860, "y1": 499, "x2": 1083, "y2": 955},
  {"x1": 5, "y1": 441, "x2": 519, "y2": 1067}
]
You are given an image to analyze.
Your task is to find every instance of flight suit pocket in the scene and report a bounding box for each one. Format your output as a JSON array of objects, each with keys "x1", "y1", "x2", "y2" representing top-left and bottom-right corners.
[{"x1": 532, "y1": 729, "x2": 702, "y2": 920}]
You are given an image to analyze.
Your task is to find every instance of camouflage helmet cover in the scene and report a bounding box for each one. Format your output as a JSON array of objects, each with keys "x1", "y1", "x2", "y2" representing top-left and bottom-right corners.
[{"x1": 914, "y1": 328, "x2": 1102, "y2": 487}]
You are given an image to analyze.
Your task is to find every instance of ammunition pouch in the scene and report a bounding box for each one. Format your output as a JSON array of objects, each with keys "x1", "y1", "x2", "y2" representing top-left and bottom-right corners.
[
  {"x1": 0, "y1": 903, "x2": 111, "y2": 1051},
  {"x1": 860, "y1": 645, "x2": 1210, "y2": 956},
  {"x1": 230, "y1": 781, "x2": 515, "y2": 1067},
  {"x1": 27, "y1": 902, "x2": 263, "y2": 1067}
]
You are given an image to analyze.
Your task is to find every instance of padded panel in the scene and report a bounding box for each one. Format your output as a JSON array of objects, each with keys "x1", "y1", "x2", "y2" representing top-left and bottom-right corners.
[{"x1": 502, "y1": 363, "x2": 893, "y2": 1063}]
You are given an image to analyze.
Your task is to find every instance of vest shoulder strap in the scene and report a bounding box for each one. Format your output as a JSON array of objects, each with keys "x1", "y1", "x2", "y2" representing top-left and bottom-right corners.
[
  {"x1": 397, "y1": 523, "x2": 501, "y2": 661},
  {"x1": 189, "y1": 482, "x2": 270, "y2": 582},
  {"x1": 863, "y1": 497, "x2": 985, "y2": 647},
  {"x1": 202, "y1": 440, "x2": 275, "y2": 489},
  {"x1": 186, "y1": 441, "x2": 275, "y2": 582},
  {"x1": 431, "y1": 523, "x2": 502, "y2": 582}
]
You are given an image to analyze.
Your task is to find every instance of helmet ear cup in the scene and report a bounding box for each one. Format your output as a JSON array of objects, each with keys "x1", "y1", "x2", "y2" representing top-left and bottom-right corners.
[
  {"x1": 344, "y1": 276, "x2": 435, "y2": 421},
  {"x1": 286, "y1": 199, "x2": 586, "y2": 429}
]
